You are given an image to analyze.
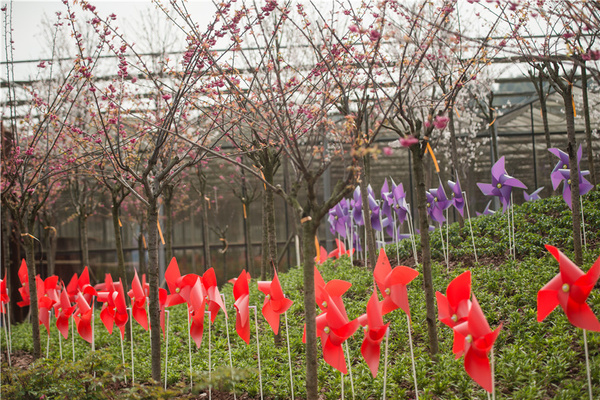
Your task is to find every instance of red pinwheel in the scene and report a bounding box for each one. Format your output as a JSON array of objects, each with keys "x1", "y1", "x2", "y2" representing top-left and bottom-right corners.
[
  {"x1": 165, "y1": 257, "x2": 200, "y2": 306},
  {"x1": 358, "y1": 288, "x2": 389, "y2": 378},
  {"x1": 258, "y1": 268, "x2": 293, "y2": 335},
  {"x1": 67, "y1": 266, "x2": 97, "y2": 303},
  {"x1": 36, "y1": 275, "x2": 59, "y2": 335},
  {"x1": 17, "y1": 259, "x2": 30, "y2": 307},
  {"x1": 233, "y1": 269, "x2": 251, "y2": 344},
  {"x1": 328, "y1": 238, "x2": 354, "y2": 260},
  {"x1": 97, "y1": 275, "x2": 129, "y2": 338},
  {"x1": 373, "y1": 248, "x2": 419, "y2": 317},
  {"x1": 436, "y1": 271, "x2": 472, "y2": 329},
  {"x1": 128, "y1": 270, "x2": 148, "y2": 331},
  {"x1": 73, "y1": 292, "x2": 94, "y2": 343},
  {"x1": 0, "y1": 276, "x2": 9, "y2": 313},
  {"x1": 202, "y1": 268, "x2": 227, "y2": 323},
  {"x1": 314, "y1": 267, "x2": 352, "y2": 314},
  {"x1": 54, "y1": 285, "x2": 75, "y2": 339},
  {"x1": 453, "y1": 295, "x2": 502, "y2": 393},
  {"x1": 188, "y1": 278, "x2": 208, "y2": 348},
  {"x1": 537, "y1": 245, "x2": 600, "y2": 332},
  {"x1": 315, "y1": 288, "x2": 359, "y2": 374}
]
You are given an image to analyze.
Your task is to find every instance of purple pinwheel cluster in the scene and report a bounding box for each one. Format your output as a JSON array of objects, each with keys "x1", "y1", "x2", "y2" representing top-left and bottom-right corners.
[
  {"x1": 426, "y1": 182, "x2": 452, "y2": 225},
  {"x1": 549, "y1": 146, "x2": 593, "y2": 209},
  {"x1": 380, "y1": 179, "x2": 409, "y2": 237},
  {"x1": 328, "y1": 198, "x2": 350, "y2": 238},
  {"x1": 477, "y1": 157, "x2": 527, "y2": 212}
]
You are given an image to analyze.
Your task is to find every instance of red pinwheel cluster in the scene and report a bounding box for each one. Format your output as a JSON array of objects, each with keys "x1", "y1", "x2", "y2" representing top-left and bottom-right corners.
[
  {"x1": 164, "y1": 257, "x2": 227, "y2": 347},
  {"x1": 315, "y1": 239, "x2": 355, "y2": 265},
  {"x1": 436, "y1": 271, "x2": 501, "y2": 393},
  {"x1": 537, "y1": 245, "x2": 600, "y2": 332}
]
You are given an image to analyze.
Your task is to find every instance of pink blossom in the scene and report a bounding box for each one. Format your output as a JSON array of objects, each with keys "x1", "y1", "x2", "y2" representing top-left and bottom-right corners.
[
  {"x1": 349, "y1": 24, "x2": 359, "y2": 34},
  {"x1": 162, "y1": 94, "x2": 172, "y2": 101},
  {"x1": 433, "y1": 115, "x2": 449, "y2": 130},
  {"x1": 399, "y1": 135, "x2": 419, "y2": 148},
  {"x1": 37, "y1": 61, "x2": 46, "y2": 68},
  {"x1": 369, "y1": 29, "x2": 381, "y2": 42},
  {"x1": 382, "y1": 147, "x2": 393, "y2": 156}
]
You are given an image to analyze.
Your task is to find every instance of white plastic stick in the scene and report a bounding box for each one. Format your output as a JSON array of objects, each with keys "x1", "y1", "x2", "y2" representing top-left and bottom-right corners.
[
  {"x1": 583, "y1": 330, "x2": 593, "y2": 400},
  {"x1": 463, "y1": 192, "x2": 478, "y2": 263},
  {"x1": 382, "y1": 326, "x2": 390, "y2": 400},
  {"x1": 164, "y1": 310, "x2": 170, "y2": 390},
  {"x1": 3, "y1": 310, "x2": 11, "y2": 366},
  {"x1": 120, "y1": 330, "x2": 128, "y2": 385},
  {"x1": 250, "y1": 306, "x2": 263, "y2": 400},
  {"x1": 187, "y1": 308, "x2": 193, "y2": 389},
  {"x1": 406, "y1": 314, "x2": 419, "y2": 400},
  {"x1": 349, "y1": 214, "x2": 354, "y2": 264},
  {"x1": 344, "y1": 341, "x2": 355, "y2": 400},
  {"x1": 58, "y1": 324, "x2": 63, "y2": 360},
  {"x1": 511, "y1": 193, "x2": 516, "y2": 259},
  {"x1": 205, "y1": 310, "x2": 212, "y2": 400},
  {"x1": 580, "y1": 197, "x2": 587, "y2": 251},
  {"x1": 71, "y1": 320, "x2": 75, "y2": 362},
  {"x1": 406, "y1": 205, "x2": 419, "y2": 266},
  {"x1": 128, "y1": 308, "x2": 135, "y2": 384},
  {"x1": 341, "y1": 370, "x2": 344, "y2": 399},
  {"x1": 220, "y1": 294, "x2": 236, "y2": 400},
  {"x1": 284, "y1": 311, "x2": 294, "y2": 400},
  {"x1": 439, "y1": 223, "x2": 448, "y2": 273},
  {"x1": 46, "y1": 310, "x2": 51, "y2": 358},
  {"x1": 491, "y1": 346, "x2": 495, "y2": 400},
  {"x1": 507, "y1": 207, "x2": 512, "y2": 260},
  {"x1": 295, "y1": 235, "x2": 300, "y2": 267},
  {"x1": 446, "y1": 209, "x2": 450, "y2": 263}
]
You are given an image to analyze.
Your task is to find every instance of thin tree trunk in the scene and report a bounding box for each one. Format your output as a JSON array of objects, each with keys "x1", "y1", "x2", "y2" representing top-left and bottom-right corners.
[
  {"x1": 261, "y1": 196, "x2": 269, "y2": 280},
  {"x1": 78, "y1": 214, "x2": 89, "y2": 268},
  {"x1": 447, "y1": 108, "x2": 464, "y2": 227},
  {"x1": 581, "y1": 65, "x2": 597, "y2": 186},
  {"x1": 112, "y1": 198, "x2": 128, "y2": 289},
  {"x1": 264, "y1": 164, "x2": 277, "y2": 276},
  {"x1": 410, "y1": 143, "x2": 439, "y2": 356},
  {"x1": 563, "y1": 87, "x2": 583, "y2": 265},
  {"x1": 44, "y1": 226, "x2": 57, "y2": 277},
  {"x1": 539, "y1": 84, "x2": 553, "y2": 175},
  {"x1": 301, "y1": 218, "x2": 318, "y2": 400},
  {"x1": 243, "y1": 201, "x2": 253, "y2": 275},
  {"x1": 164, "y1": 184, "x2": 174, "y2": 265},
  {"x1": 360, "y1": 155, "x2": 377, "y2": 269},
  {"x1": 202, "y1": 197, "x2": 211, "y2": 272},
  {"x1": 22, "y1": 213, "x2": 41, "y2": 359},
  {"x1": 138, "y1": 230, "x2": 147, "y2": 276},
  {"x1": 146, "y1": 199, "x2": 162, "y2": 382}
]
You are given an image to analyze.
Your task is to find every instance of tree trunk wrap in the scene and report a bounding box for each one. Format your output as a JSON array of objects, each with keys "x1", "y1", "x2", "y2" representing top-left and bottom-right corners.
[
  {"x1": 563, "y1": 87, "x2": 583, "y2": 265},
  {"x1": 146, "y1": 201, "x2": 162, "y2": 382},
  {"x1": 302, "y1": 219, "x2": 319, "y2": 400},
  {"x1": 23, "y1": 214, "x2": 41, "y2": 359},
  {"x1": 411, "y1": 143, "x2": 439, "y2": 356},
  {"x1": 360, "y1": 155, "x2": 377, "y2": 270}
]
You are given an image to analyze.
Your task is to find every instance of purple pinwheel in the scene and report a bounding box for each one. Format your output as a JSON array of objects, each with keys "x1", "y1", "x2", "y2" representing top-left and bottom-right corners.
[
  {"x1": 368, "y1": 189, "x2": 389, "y2": 232},
  {"x1": 556, "y1": 169, "x2": 593, "y2": 209},
  {"x1": 477, "y1": 156, "x2": 527, "y2": 212},
  {"x1": 381, "y1": 179, "x2": 409, "y2": 228},
  {"x1": 523, "y1": 187, "x2": 544, "y2": 202},
  {"x1": 447, "y1": 177, "x2": 465, "y2": 217},
  {"x1": 548, "y1": 146, "x2": 582, "y2": 191},
  {"x1": 476, "y1": 200, "x2": 495, "y2": 217},
  {"x1": 350, "y1": 186, "x2": 364, "y2": 226},
  {"x1": 426, "y1": 182, "x2": 452, "y2": 225},
  {"x1": 328, "y1": 199, "x2": 350, "y2": 238}
]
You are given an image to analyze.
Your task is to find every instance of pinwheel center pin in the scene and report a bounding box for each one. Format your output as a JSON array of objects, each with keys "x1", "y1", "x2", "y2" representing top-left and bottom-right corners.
[
  {"x1": 44, "y1": 293, "x2": 48, "y2": 297},
  {"x1": 451, "y1": 314, "x2": 458, "y2": 322},
  {"x1": 266, "y1": 294, "x2": 270, "y2": 300},
  {"x1": 176, "y1": 288, "x2": 180, "y2": 293},
  {"x1": 58, "y1": 307, "x2": 62, "y2": 312},
  {"x1": 434, "y1": 197, "x2": 438, "y2": 202},
  {"x1": 466, "y1": 334, "x2": 473, "y2": 343},
  {"x1": 385, "y1": 288, "x2": 391, "y2": 295},
  {"x1": 567, "y1": 179, "x2": 572, "y2": 185},
  {"x1": 427, "y1": 202, "x2": 431, "y2": 208},
  {"x1": 322, "y1": 301, "x2": 328, "y2": 308},
  {"x1": 364, "y1": 325, "x2": 369, "y2": 332},
  {"x1": 496, "y1": 183, "x2": 502, "y2": 189},
  {"x1": 563, "y1": 164, "x2": 567, "y2": 169},
  {"x1": 324, "y1": 326, "x2": 330, "y2": 334},
  {"x1": 562, "y1": 283, "x2": 570, "y2": 293}
]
